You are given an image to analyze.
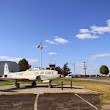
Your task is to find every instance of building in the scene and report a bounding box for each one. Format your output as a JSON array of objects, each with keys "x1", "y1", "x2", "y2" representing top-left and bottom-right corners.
[
  {"x1": 46, "y1": 64, "x2": 56, "y2": 70},
  {"x1": 0, "y1": 61, "x2": 20, "y2": 76}
]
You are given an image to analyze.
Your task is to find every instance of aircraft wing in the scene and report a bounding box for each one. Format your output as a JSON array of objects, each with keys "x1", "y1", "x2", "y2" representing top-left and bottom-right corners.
[{"x1": 0, "y1": 77, "x2": 29, "y2": 81}]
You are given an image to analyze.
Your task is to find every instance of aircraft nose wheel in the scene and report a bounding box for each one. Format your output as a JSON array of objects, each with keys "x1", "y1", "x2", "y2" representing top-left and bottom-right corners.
[
  {"x1": 15, "y1": 80, "x2": 20, "y2": 88},
  {"x1": 32, "y1": 81, "x2": 36, "y2": 86},
  {"x1": 48, "y1": 81, "x2": 52, "y2": 88},
  {"x1": 16, "y1": 83, "x2": 20, "y2": 88}
]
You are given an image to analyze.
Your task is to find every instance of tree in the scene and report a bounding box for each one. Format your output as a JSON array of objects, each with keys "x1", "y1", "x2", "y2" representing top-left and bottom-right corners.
[
  {"x1": 62, "y1": 63, "x2": 71, "y2": 76},
  {"x1": 18, "y1": 58, "x2": 30, "y2": 71},
  {"x1": 55, "y1": 66, "x2": 63, "y2": 74},
  {"x1": 100, "y1": 65, "x2": 109, "y2": 75}
]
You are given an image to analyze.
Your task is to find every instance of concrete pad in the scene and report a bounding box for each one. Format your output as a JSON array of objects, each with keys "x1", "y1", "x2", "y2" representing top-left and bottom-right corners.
[{"x1": 0, "y1": 84, "x2": 99, "y2": 95}]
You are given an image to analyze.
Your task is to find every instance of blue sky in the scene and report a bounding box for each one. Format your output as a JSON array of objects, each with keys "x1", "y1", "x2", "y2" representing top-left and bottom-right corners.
[{"x1": 0, "y1": 0, "x2": 110, "y2": 75}]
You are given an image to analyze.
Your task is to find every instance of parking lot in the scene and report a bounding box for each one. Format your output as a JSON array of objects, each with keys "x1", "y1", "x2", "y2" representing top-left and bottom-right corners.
[
  {"x1": 0, "y1": 84, "x2": 101, "y2": 110},
  {"x1": 0, "y1": 93, "x2": 100, "y2": 110},
  {"x1": 0, "y1": 94, "x2": 36, "y2": 110},
  {"x1": 38, "y1": 93, "x2": 100, "y2": 110}
]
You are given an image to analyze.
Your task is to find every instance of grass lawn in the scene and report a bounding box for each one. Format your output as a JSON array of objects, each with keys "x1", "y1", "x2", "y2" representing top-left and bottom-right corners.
[{"x1": 0, "y1": 80, "x2": 14, "y2": 85}]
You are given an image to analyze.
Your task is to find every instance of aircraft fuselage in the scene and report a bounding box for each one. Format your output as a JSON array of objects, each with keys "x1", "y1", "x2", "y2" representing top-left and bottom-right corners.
[{"x1": 7, "y1": 69, "x2": 60, "y2": 81}]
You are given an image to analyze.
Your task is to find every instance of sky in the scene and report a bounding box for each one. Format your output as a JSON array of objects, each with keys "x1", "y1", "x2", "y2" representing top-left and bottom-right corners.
[{"x1": 0, "y1": 0, "x2": 110, "y2": 75}]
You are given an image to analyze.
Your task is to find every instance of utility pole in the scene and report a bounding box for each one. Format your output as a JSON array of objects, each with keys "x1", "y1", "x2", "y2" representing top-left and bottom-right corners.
[
  {"x1": 83, "y1": 62, "x2": 87, "y2": 76},
  {"x1": 74, "y1": 63, "x2": 76, "y2": 75}
]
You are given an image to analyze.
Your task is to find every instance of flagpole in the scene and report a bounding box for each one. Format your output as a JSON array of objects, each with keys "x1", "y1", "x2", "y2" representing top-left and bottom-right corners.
[
  {"x1": 38, "y1": 43, "x2": 43, "y2": 69},
  {"x1": 40, "y1": 49, "x2": 42, "y2": 69}
]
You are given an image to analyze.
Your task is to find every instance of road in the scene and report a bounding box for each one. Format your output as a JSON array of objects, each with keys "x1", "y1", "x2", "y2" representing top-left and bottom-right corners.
[{"x1": 75, "y1": 77, "x2": 110, "y2": 85}]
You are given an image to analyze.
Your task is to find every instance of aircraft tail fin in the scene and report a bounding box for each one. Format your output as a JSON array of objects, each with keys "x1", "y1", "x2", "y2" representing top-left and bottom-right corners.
[{"x1": 4, "y1": 63, "x2": 10, "y2": 76}]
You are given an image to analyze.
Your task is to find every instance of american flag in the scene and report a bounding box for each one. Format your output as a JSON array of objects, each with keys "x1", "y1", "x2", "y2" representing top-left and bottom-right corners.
[{"x1": 37, "y1": 43, "x2": 43, "y2": 50}]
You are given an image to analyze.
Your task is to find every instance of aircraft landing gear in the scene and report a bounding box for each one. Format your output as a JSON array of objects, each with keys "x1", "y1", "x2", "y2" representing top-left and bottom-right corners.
[
  {"x1": 32, "y1": 81, "x2": 36, "y2": 87},
  {"x1": 48, "y1": 80, "x2": 52, "y2": 88},
  {"x1": 15, "y1": 80, "x2": 20, "y2": 88}
]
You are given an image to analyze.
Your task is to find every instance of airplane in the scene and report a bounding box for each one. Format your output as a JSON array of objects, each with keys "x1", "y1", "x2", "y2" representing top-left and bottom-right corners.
[{"x1": 1, "y1": 63, "x2": 60, "y2": 88}]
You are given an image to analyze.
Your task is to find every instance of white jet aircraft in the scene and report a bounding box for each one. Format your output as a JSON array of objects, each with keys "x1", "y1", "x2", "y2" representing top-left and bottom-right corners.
[{"x1": 1, "y1": 63, "x2": 60, "y2": 88}]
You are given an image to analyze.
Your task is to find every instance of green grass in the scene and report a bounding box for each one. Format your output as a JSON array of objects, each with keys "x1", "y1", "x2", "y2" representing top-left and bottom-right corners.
[{"x1": 0, "y1": 80, "x2": 14, "y2": 85}]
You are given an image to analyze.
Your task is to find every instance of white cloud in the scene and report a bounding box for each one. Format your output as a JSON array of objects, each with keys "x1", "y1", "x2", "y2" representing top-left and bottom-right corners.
[
  {"x1": 48, "y1": 52, "x2": 57, "y2": 55},
  {"x1": 87, "y1": 53, "x2": 110, "y2": 61},
  {"x1": 45, "y1": 37, "x2": 69, "y2": 45},
  {"x1": 0, "y1": 56, "x2": 38, "y2": 65},
  {"x1": 107, "y1": 19, "x2": 110, "y2": 27},
  {"x1": 80, "y1": 29, "x2": 90, "y2": 33},
  {"x1": 45, "y1": 40, "x2": 58, "y2": 45},
  {"x1": 91, "y1": 25, "x2": 110, "y2": 34},
  {"x1": 0, "y1": 56, "x2": 10, "y2": 60},
  {"x1": 76, "y1": 33, "x2": 99, "y2": 39},
  {"x1": 76, "y1": 19, "x2": 110, "y2": 39},
  {"x1": 54, "y1": 37, "x2": 69, "y2": 44}
]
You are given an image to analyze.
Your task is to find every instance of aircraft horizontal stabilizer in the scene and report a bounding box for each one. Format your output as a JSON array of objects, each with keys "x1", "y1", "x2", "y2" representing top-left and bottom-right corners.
[{"x1": 42, "y1": 80, "x2": 49, "y2": 83}]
